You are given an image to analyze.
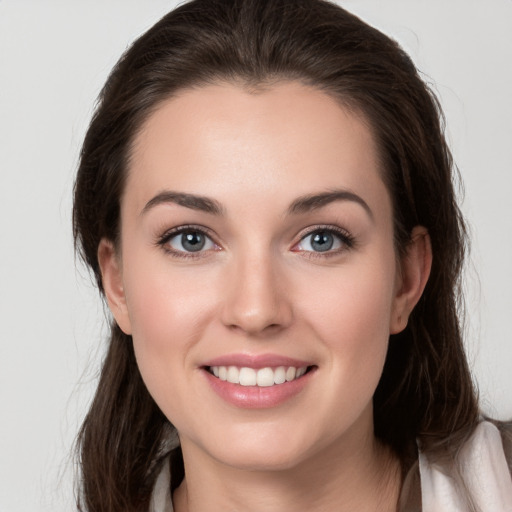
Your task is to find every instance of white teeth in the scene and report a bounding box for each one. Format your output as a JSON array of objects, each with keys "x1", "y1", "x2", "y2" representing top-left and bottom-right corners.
[
  {"x1": 296, "y1": 367, "x2": 307, "y2": 378},
  {"x1": 256, "y1": 367, "x2": 275, "y2": 387},
  {"x1": 239, "y1": 367, "x2": 257, "y2": 386},
  {"x1": 226, "y1": 366, "x2": 239, "y2": 384},
  {"x1": 209, "y1": 365, "x2": 309, "y2": 387},
  {"x1": 285, "y1": 366, "x2": 296, "y2": 382},
  {"x1": 273, "y1": 366, "x2": 286, "y2": 384}
]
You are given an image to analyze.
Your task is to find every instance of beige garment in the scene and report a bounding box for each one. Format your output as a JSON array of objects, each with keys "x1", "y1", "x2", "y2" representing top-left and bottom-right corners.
[
  {"x1": 150, "y1": 421, "x2": 512, "y2": 512},
  {"x1": 150, "y1": 458, "x2": 173, "y2": 512},
  {"x1": 418, "y1": 422, "x2": 512, "y2": 512}
]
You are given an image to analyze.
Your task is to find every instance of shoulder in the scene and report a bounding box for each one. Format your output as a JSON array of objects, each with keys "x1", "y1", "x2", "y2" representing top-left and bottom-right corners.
[
  {"x1": 149, "y1": 456, "x2": 174, "y2": 512},
  {"x1": 491, "y1": 419, "x2": 512, "y2": 473},
  {"x1": 419, "y1": 421, "x2": 512, "y2": 512}
]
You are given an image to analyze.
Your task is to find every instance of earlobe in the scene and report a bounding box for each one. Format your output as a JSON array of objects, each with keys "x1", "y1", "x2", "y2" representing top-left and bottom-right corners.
[
  {"x1": 97, "y1": 238, "x2": 132, "y2": 335},
  {"x1": 390, "y1": 226, "x2": 432, "y2": 334}
]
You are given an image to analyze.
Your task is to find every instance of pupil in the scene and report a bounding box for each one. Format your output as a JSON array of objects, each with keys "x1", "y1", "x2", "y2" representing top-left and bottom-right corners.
[
  {"x1": 311, "y1": 232, "x2": 333, "y2": 252},
  {"x1": 182, "y1": 232, "x2": 205, "y2": 252}
]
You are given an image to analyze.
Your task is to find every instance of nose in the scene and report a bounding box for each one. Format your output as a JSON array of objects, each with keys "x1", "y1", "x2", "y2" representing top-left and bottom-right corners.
[{"x1": 220, "y1": 251, "x2": 293, "y2": 336}]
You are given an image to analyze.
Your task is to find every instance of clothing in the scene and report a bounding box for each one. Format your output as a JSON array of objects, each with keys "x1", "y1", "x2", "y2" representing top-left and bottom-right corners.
[
  {"x1": 150, "y1": 459, "x2": 173, "y2": 512},
  {"x1": 150, "y1": 421, "x2": 512, "y2": 512},
  {"x1": 399, "y1": 421, "x2": 512, "y2": 511}
]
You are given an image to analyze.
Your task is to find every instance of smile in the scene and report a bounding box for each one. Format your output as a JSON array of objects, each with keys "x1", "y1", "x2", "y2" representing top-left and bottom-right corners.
[
  {"x1": 208, "y1": 365, "x2": 309, "y2": 387},
  {"x1": 202, "y1": 355, "x2": 316, "y2": 408}
]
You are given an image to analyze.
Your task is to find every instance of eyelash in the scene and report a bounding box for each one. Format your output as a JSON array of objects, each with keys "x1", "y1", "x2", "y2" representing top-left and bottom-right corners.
[
  {"x1": 156, "y1": 224, "x2": 355, "y2": 259},
  {"x1": 292, "y1": 225, "x2": 355, "y2": 258},
  {"x1": 156, "y1": 225, "x2": 219, "y2": 260}
]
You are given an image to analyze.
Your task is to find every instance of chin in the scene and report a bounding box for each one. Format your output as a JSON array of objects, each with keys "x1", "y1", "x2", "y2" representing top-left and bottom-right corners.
[
  {"x1": 215, "y1": 446, "x2": 308, "y2": 472},
  {"x1": 197, "y1": 426, "x2": 322, "y2": 473}
]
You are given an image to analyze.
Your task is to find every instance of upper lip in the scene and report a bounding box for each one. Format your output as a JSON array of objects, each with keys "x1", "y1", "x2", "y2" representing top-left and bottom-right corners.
[{"x1": 202, "y1": 353, "x2": 314, "y2": 369}]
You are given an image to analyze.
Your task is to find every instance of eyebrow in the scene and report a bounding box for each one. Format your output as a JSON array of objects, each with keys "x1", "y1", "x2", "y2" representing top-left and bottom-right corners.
[
  {"x1": 287, "y1": 189, "x2": 374, "y2": 220},
  {"x1": 141, "y1": 191, "x2": 224, "y2": 216},
  {"x1": 141, "y1": 188, "x2": 373, "y2": 220}
]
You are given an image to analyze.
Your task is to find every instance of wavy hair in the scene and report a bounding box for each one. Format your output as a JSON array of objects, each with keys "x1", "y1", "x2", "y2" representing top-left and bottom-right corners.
[{"x1": 73, "y1": 1, "x2": 482, "y2": 510}]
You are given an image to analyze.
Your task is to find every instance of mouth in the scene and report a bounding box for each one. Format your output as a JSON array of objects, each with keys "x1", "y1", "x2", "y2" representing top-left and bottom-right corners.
[
  {"x1": 205, "y1": 365, "x2": 315, "y2": 387},
  {"x1": 202, "y1": 356, "x2": 317, "y2": 408}
]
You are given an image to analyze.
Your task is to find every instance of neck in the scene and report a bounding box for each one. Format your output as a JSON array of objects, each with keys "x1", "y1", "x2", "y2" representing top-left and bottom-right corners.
[{"x1": 173, "y1": 422, "x2": 401, "y2": 512}]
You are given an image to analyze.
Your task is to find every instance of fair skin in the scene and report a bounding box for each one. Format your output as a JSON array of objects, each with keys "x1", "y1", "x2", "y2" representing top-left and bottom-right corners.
[{"x1": 99, "y1": 82, "x2": 432, "y2": 512}]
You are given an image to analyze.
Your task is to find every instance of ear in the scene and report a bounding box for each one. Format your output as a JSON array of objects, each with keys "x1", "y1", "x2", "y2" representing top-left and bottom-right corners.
[
  {"x1": 97, "y1": 238, "x2": 132, "y2": 335},
  {"x1": 390, "y1": 226, "x2": 432, "y2": 334}
]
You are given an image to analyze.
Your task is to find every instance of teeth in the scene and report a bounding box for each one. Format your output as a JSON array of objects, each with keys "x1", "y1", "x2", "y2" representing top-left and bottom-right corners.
[
  {"x1": 256, "y1": 367, "x2": 274, "y2": 387},
  {"x1": 273, "y1": 366, "x2": 286, "y2": 384},
  {"x1": 239, "y1": 367, "x2": 257, "y2": 386},
  {"x1": 285, "y1": 367, "x2": 296, "y2": 382},
  {"x1": 296, "y1": 367, "x2": 307, "y2": 378},
  {"x1": 227, "y1": 366, "x2": 239, "y2": 384},
  {"x1": 209, "y1": 365, "x2": 308, "y2": 387}
]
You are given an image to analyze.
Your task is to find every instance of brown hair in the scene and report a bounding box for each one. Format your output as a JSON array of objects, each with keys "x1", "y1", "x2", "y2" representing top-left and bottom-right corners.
[{"x1": 73, "y1": 0, "x2": 481, "y2": 510}]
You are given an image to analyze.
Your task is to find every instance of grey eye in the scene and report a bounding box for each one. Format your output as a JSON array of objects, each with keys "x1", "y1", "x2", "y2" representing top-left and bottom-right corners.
[
  {"x1": 168, "y1": 230, "x2": 215, "y2": 252},
  {"x1": 297, "y1": 230, "x2": 345, "y2": 253},
  {"x1": 310, "y1": 231, "x2": 334, "y2": 252}
]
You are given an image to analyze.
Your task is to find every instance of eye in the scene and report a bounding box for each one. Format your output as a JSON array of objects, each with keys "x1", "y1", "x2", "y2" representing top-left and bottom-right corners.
[
  {"x1": 293, "y1": 228, "x2": 354, "y2": 254},
  {"x1": 158, "y1": 227, "x2": 218, "y2": 256}
]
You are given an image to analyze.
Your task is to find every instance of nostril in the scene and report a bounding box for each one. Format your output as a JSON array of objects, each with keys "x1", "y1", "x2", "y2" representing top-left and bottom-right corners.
[{"x1": 224, "y1": 319, "x2": 287, "y2": 336}]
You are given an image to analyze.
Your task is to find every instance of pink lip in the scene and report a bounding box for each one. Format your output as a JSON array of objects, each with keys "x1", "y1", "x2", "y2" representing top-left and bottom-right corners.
[
  {"x1": 200, "y1": 354, "x2": 317, "y2": 409},
  {"x1": 202, "y1": 353, "x2": 312, "y2": 370}
]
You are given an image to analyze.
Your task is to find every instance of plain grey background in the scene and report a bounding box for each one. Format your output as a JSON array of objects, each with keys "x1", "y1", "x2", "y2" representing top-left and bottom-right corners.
[{"x1": 0, "y1": 1, "x2": 511, "y2": 510}]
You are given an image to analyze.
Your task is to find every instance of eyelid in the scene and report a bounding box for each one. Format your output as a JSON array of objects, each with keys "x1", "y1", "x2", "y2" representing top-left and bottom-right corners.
[
  {"x1": 292, "y1": 225, "x2": 355, "y2": 254},
  {"x1": 156, "y1": 224, "x2": 221, "y2": 257},
  {"x1": 155, "y1": 223, "x2": 354, "y2": 259}
]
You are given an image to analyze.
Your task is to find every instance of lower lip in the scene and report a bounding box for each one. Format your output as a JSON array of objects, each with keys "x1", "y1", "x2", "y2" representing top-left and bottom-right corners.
[{"x1": 203, "y1": 369, "x2": 314, "y2": 409}]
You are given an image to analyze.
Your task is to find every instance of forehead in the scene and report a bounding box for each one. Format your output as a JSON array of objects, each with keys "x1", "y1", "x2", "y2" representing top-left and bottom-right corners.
[{"x1": 126, "y1": 81, "x2": 390, "y2": 216}]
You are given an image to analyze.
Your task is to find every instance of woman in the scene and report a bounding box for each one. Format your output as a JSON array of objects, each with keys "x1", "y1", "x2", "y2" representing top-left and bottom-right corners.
[{"x1": 72, "y1": 0, "x2": 512, "y2": 510}]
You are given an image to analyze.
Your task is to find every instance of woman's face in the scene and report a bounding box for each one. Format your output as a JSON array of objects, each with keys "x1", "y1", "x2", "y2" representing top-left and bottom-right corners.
[{"x1": 100, "y1": 82, "x2": 424, "y2": 471}]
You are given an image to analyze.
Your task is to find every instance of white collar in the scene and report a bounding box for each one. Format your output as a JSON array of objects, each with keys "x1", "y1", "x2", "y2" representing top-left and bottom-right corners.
[
  {"x1": 150, "y1": 421, "x2": 512, "y2": 511},
  {"x1": 419, "y1": 421, "x2": 512, "y2": 511},
  {"x1": 149, "y1": 455, "x2": 174, "y2": 512}
]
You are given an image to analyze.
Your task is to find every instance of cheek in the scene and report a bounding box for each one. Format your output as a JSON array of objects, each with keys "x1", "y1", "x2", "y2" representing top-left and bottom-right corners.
[
  {"x1": 297, "y1": 256, "x2": 396, "y2": 380},
  {"x1": 303, "y1": 259, "x2": 395, "y2": 331},
  {"x1": 121, "y1": 257, "x2": 218, "y2": 395},
  {"x1": 124, "y1": 260, "x2": 214, "y2": 342}
]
